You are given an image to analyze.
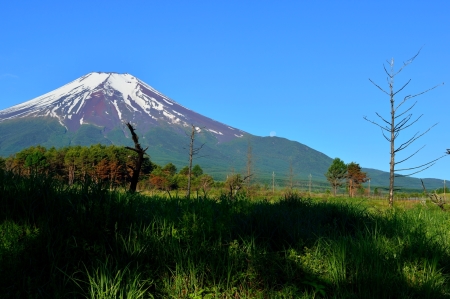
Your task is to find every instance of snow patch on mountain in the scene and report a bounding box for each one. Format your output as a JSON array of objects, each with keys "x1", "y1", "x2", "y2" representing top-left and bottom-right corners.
[
  {"x1": 113, "y1": 100, "x2": 122, "y2": 119},
  {"x1": 208, "y1": 129, "x2": 223, "y2": 135},
  {"x1": 172, "y1": 110, "x2": 184, "y2": 117}
]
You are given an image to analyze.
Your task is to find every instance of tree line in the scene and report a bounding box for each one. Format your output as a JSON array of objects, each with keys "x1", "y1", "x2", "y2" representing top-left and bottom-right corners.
[
  {"x1": 0, "y1": 145, "x2": 373, "y2": 198},
  {"x1": 0, "y1": 144, "x2": 215, "y2": 195}
]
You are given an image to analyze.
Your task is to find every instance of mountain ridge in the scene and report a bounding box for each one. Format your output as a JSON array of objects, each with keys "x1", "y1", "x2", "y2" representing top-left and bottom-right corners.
[{"x1": 0, "y1": 72, "x2": 445, "y2": 190}]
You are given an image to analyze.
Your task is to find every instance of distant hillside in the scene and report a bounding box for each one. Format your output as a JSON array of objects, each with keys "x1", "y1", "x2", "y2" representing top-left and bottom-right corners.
[
  {"x1": 0, "y1": 117, "x2": 444, "y2": 190},
  {"x1": 0, "y1": 117, "x2": 332, "y2": 180}
]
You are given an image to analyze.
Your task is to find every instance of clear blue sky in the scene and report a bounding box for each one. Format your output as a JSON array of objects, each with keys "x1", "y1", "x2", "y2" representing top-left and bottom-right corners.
[{"x1": 1, "y1": 1, "x2": 449, "y2": 181}]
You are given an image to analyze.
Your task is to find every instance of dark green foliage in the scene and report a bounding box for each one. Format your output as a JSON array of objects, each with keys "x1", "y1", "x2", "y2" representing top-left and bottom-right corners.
[
  {"x1": 106, "y1": 126, "x2": 130, "y2": 145},
  {"x1": 161, "y1": 162, "x2": 177, "y2": 176},
  {"x1": 24, "y1": 150, "x2": 48, "y2": 174},
  {"x1": 4, "y1": 144, "x2": 156, "y2": 187},
  {"x1": 140, "y1": 157, "x2": 156, "y2": 178},
  {"x1": 71, "y1": 124, "x2": 112, "y2": 146},
  {"x1": 325, "y1": 158, "x2": 347, "y2": 196},
  {"x1": 0, "y1": 117, "x2": 71, "y2": 156},
  {"x1": 178, "y1": 166, "x2": 189, "y2": 175},
  {"x1": 192, "y1": 164, "x2": 203, "y2": 177}
]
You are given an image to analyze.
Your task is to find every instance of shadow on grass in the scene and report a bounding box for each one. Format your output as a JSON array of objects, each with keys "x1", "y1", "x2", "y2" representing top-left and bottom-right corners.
[{"x1": 0, "y1": 170, "x2": 449, "y2": 298}]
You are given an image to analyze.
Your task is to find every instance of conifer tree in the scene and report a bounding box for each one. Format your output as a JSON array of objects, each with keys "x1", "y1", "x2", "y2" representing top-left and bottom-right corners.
[{"x1": 325, "y1": 158, "x2": 347, "y2": 196}]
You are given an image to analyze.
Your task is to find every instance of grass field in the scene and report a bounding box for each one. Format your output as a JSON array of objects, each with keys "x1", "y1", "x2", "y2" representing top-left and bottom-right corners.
[{"x1": 1, "y1": 170, "x2": 450, "y2": 298}]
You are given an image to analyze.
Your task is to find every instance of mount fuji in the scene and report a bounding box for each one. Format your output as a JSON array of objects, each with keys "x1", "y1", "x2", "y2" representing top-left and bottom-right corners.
[
  {"x1": 0, "y1": 72, "x2": 443, "y2": 189},
  {"x1": 0, "y1": 72, "x2": 245, "y2": 142}
]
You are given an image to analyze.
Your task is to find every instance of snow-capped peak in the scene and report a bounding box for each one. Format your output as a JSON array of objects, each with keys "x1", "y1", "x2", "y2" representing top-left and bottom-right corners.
[{"x1": 0, "y1": 72, "x2": 246, "y2": 142}]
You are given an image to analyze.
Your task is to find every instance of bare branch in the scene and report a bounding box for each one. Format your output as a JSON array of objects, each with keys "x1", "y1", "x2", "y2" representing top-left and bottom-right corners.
[
  {"x1": 396, "y1": 115, "x2": 428, "y2": 132},
  {"x1": 383, "y1": 64, "x2": 392, "y2": 78},
  {"x1": 192, "y1": 145, "x2": 205, "y2": 155},
  {"x1": 393, "y1": 79, "x2": 411, "y2": 96},
  {"x1": 395, "y1": 114, "x2": 424, "y2": 132},
  {"x1": 394, "y1": 132, "x2": 418, "y2": 153},
  {"x1": 394, "y1": 114, "x2": 413, "y2": 131},
  {"x1": 396, "y1": 154, "x2": 446, "y2": 172},
  {"x1": 243, "y1": 174, "x2": 253, "y2": 181},
  {"x1": 363, "y1": 116, "x2": 390, "y2": 131},
  {"x1": 395, "y1": 123, "x2": 437, "y2": 152},
  {"x1": 125, "y1": 146, "x2": 148, "y2": 154},
  {"x1": 369, "y1": 79, "x2": 389, "y2": 95},
  {"x1": 375, "y1": 112, "x2": 391, "y2": 126},
  {"x1": 403, "y1": 48, "x2": 421, "y2": 65},
  {"x1": 125, "y1": 146, "x2": 139, "y2": 153},
  {"x1": 421, "y1": 179, "x2": 427, "y2": 193},
  {"x1": 396, "y1": 83, "x2": 443, "y2": 111},
  {"x1": 394, "y1": 145, "x2": 425, "y2": 165},
  {"x1": 391, "y1": 49, "x2": 421, "y2": 77},
  {"x1": 395, "y1": 101, "x2": 417, "y2": 119},
  {"x1": 382, "y1": 129, "x2": 391, "y2": 142},
  {"x1": 396, "y1": 163, "x2": 437, "y2": 177}
]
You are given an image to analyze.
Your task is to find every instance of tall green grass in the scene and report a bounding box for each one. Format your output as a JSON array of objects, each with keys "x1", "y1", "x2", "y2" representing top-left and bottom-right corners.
[{"x1": 1, "y1": 169, "x2": 449, "y2": 298}]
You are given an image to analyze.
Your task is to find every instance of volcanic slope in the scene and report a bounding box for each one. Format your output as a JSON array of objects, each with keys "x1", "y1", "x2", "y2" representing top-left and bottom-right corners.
[
  {"x1": 0, "y1": 72, "x2": 244, "y2": 141},
  {"x1": 0, "y1": 72, "x2": 443, "y2": 189}
]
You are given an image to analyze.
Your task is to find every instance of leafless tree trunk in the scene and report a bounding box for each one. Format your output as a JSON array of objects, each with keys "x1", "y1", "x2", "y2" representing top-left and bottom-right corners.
[
  {"x1": 364, "y1": 50, "x2": 444, "y2": 207},
  {"x1": 125, "y1": 122, "x2": 148, "y2": 193},
  {"x1": 186, "y1": 125, "x2": 204, "y2": 199},
  {"x1": 186, "y1": 126, "x2": 195, "y2": 199}
]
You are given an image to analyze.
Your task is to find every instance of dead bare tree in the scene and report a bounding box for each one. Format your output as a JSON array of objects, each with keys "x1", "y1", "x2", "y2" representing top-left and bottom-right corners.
[
  {"x1": 225, "y1": 173, "x2": 252, "y2": 199},
  {"x1": 186, "y1": 125, "x2": 205, "y2": 199},
  {"x1": 364, "y1": 49, "x2": 444, "y2": 207},
  {"x1": 125, "y1": 122, "x2": 148, "y2": 193},
  {"x1": 421, "y1": 179, "x2": 445, "y2": 211}
]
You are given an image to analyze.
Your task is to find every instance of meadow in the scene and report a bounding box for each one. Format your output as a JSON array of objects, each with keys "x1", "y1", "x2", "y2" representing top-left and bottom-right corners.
[{"x1": 1, "y1": 169, "x2": 450, "y2": 298}]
